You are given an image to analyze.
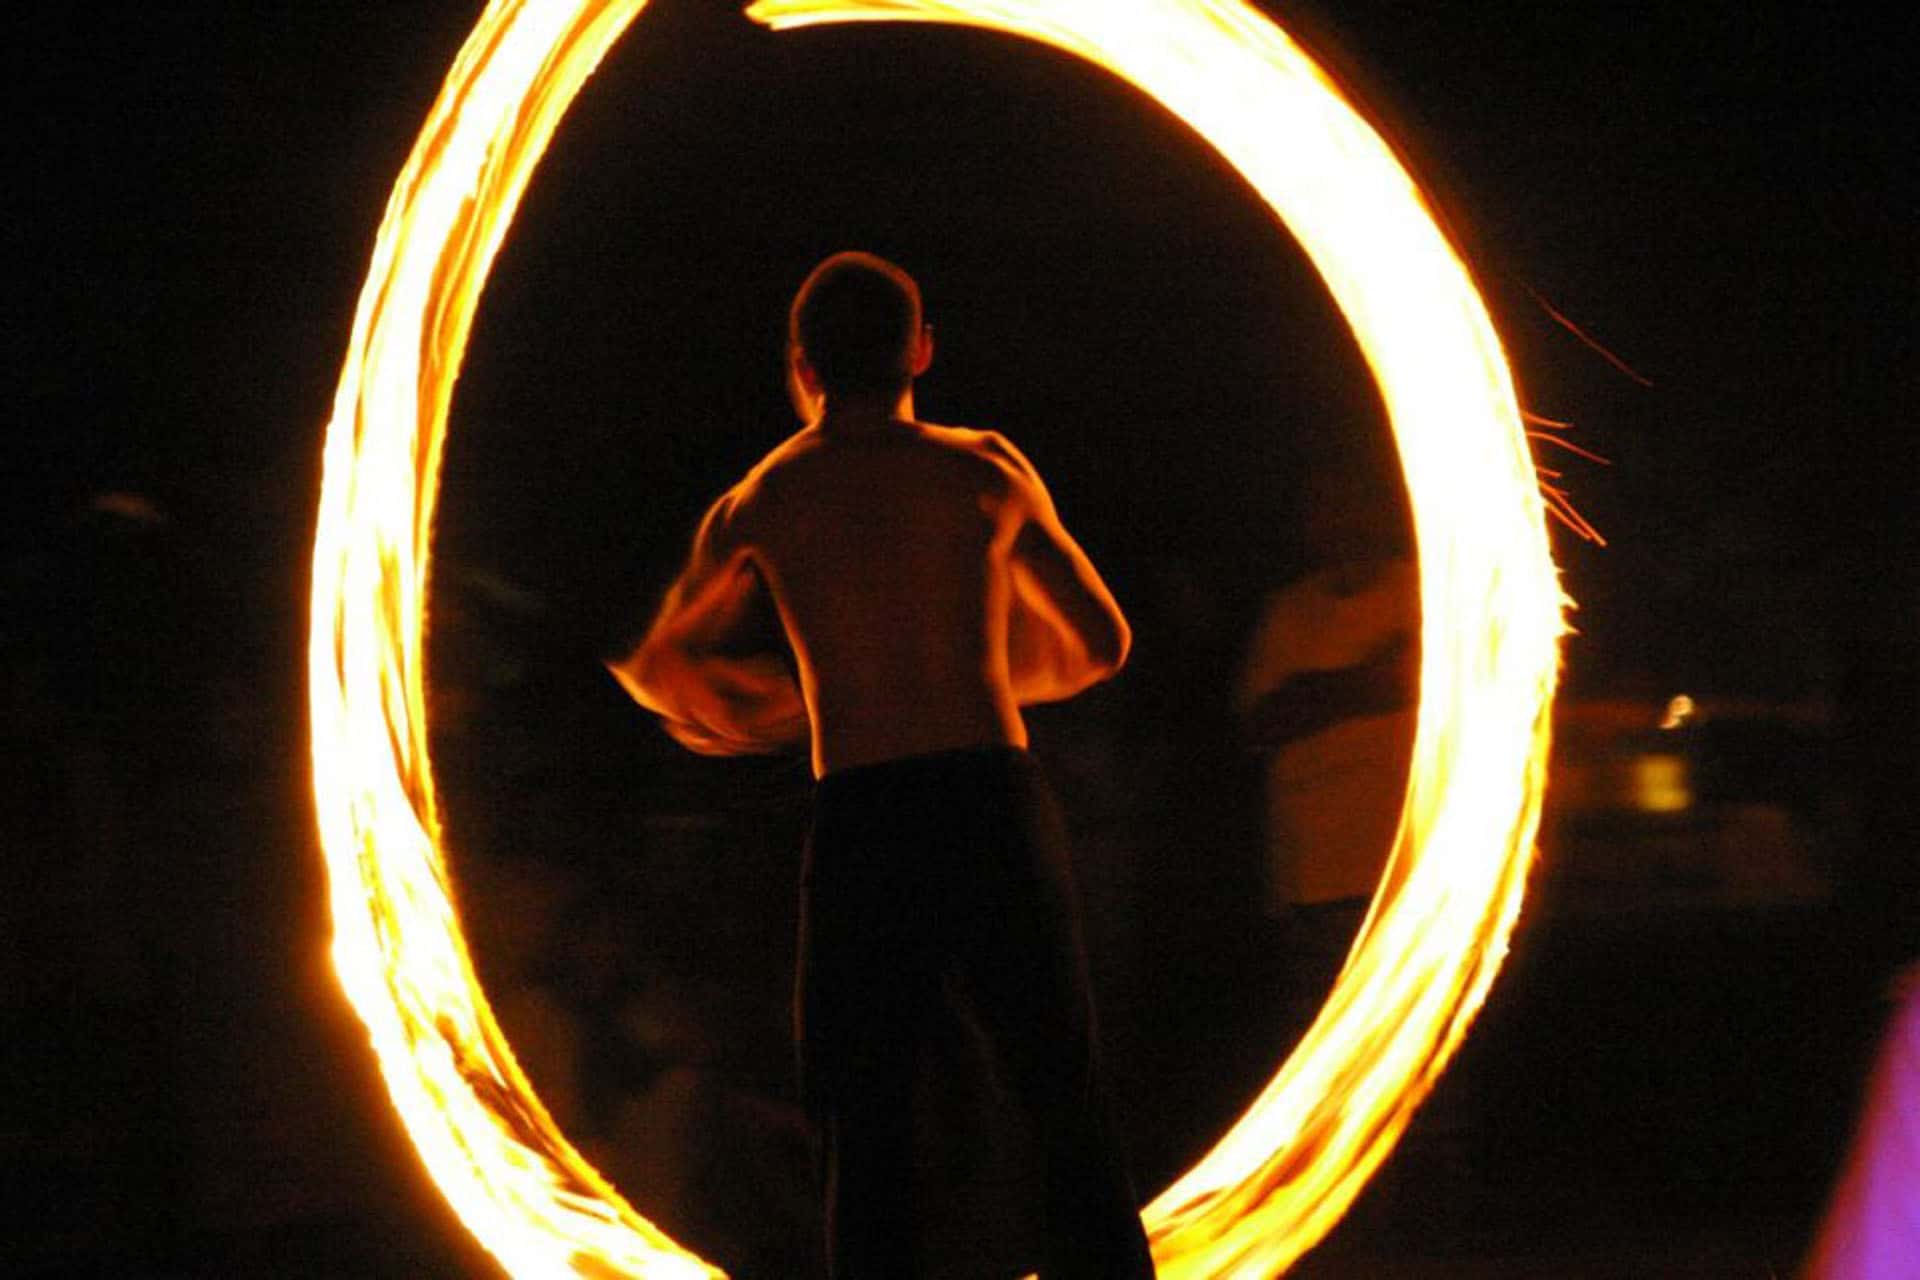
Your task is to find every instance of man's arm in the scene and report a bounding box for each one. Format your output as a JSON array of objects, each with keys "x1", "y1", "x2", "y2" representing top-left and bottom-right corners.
[
  {"x1": 607, "y1": 491, "x2": 808, "y2": 755},
  {"x1": 983, "y1": 432, "x2": 1132, "y2": 704}
]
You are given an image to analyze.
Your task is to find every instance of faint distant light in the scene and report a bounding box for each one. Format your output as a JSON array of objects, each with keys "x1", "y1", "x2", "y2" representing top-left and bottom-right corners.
[
  {"x1": 1632, "y1": 753, "x2": 1693, "y2": 812},
  {"x1": 88, "y1": 492, "x2": 169, "y2": 526},
  {"x1": 1659, "y1": 694, "x2": 1696, "y2": 731}
]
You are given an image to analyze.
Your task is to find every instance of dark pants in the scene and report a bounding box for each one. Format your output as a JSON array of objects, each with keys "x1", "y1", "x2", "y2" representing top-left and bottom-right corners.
[{"x1": 797, "y1": 747, "x2": 1154, "y2": 1279}]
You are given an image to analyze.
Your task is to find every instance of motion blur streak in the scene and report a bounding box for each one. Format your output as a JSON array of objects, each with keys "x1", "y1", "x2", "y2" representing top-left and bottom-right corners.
[
  {"x1": 308, "y1": 0, "x2": 721, "y2": 1274},
  {"x1": 309, "y1": 1, "x2": 1562, "y2": 1276}
]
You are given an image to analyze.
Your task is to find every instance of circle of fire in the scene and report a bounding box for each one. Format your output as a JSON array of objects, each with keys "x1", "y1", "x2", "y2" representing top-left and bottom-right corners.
[{"x1": 308, "y1": 1, "x2": 1564, "y2": 1275}]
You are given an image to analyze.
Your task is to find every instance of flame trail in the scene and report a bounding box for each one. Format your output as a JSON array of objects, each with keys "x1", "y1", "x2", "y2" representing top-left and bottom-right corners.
[{"x1": 308, "y1": 1, "x2": 1564, "y2": 1276}]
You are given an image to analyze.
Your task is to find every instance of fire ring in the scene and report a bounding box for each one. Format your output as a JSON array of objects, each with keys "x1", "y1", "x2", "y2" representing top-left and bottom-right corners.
[{"x1": 307, "y1": 1, "x2": 1563, "y2": 1274}]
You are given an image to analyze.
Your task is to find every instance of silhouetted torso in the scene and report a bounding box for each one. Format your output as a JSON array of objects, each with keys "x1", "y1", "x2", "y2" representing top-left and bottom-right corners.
[{"x1": 731, "y1": 418, "x2": 1030, "y2": 777}]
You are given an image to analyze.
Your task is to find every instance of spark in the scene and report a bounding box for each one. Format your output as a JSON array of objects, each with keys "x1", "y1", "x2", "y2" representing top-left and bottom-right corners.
[
  {"x1": 1530, "y1": 429, "x2": 1613, "y2": 468},
  {"x1": 1523, "y1": 281, "x2": 1654, "y2": 387},
  {"x1": 308, "y1": 1, "x2": 1565, "y2": 1275}
]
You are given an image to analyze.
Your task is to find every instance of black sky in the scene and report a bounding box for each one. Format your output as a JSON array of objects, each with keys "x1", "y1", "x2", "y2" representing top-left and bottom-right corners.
[{"x1": 7, "y1": 0, "x2": 1908, "y2": 703}]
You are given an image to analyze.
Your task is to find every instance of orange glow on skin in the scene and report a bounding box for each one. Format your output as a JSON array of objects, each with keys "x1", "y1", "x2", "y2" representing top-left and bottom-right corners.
[
  {"x1": 607, "y1": 399, "x2": 1133, "y2": 780},
  {"x1": 308, "y1": 1, "x2": 1565, "y2": 1276}
]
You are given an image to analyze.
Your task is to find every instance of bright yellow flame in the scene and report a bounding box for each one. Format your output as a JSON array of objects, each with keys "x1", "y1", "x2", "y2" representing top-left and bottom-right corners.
[{"x1": 308, "y1": 1, "x2": 1564, "y2": 1276}]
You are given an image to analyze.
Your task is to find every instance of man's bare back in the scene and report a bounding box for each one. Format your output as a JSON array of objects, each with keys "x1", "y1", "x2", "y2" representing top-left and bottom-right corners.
[{"x1": 612, "y1": 413, "x2": 1129, "y2": 778}]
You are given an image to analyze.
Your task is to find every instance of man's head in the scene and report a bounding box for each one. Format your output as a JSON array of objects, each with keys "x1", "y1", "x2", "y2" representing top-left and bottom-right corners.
[{"x1": 788, "y1": 252, "x2": 932, "y2": 411}]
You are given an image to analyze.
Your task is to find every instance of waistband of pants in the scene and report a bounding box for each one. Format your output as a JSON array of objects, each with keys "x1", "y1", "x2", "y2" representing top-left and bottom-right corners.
[{"x1": 814, "y1": 742, "x2": 1037, "y2": 800}]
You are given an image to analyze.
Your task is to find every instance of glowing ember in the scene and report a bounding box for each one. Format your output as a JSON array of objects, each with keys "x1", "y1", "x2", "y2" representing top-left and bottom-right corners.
[{"x1": 308, "y1": 1, "x2": 1564, "y2": 1276}]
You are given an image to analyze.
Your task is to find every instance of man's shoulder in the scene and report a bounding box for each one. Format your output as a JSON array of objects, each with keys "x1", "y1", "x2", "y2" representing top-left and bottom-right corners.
[
  {"x1": 919, "y1": 425, "x2": 1047, "y2": 512},
  {"x1": 920, "y1": 422, "x2": 1040, "y2": 484},
  {"x1": 754, "y1": 424, "x2": 826, "y2": 472},
  {"x1": 729, "y1": 421, "x2": 1032, "y2": 518},
  {"x1": 920, "y1": 419, "x2": 1004, "y2": 451},
  {"x1": 727, "y1": 427, "x2": 821, "y2": 504}
]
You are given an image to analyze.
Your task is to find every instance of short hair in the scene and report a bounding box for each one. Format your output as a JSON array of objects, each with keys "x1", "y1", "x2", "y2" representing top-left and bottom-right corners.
[{"x1": 789, "y1": 252, "x2": 923, "y2": 400}]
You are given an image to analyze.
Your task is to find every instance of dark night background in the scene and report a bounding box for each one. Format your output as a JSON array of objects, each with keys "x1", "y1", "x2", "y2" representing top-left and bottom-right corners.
[{"x1": 4, "y1": 1, "x2": 1911, "y2": 1276}]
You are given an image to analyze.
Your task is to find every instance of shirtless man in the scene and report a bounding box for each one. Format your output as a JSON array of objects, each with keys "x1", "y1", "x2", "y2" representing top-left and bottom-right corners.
[{"x1": 610, "y1": 252, "x2": 1154, "y2": 1278}]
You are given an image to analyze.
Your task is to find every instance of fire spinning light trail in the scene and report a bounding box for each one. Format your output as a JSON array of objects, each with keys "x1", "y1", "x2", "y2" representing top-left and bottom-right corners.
[{"x1": 308, "y1": 1, "x2": 1564, "y2": 1275}]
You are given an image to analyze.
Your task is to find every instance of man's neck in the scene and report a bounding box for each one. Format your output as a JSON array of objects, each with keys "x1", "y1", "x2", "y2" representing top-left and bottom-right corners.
[{"x1": 817, "y1": 388, "x2": 916, "y2": 433}]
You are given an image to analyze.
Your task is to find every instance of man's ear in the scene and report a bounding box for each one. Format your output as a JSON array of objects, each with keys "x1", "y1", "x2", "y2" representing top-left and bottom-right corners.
[
  {"x1": 911, "y1": 324, "x2": 935, "y2": 377},
  {"x1": 788, "y1": 346, "x2": 824, "y2": 422},
  {"x1": 792, "y1": 345, "x2": 822, "y2": 396}
]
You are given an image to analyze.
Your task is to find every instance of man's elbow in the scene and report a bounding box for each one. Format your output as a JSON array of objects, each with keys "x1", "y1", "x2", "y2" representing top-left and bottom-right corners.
[
  {"x1": 606, "y1": 640, "x2": 669, "y2": 712},
  {"x1": 1088, "y1": 613, "x2": 1132, "y2": 679}
]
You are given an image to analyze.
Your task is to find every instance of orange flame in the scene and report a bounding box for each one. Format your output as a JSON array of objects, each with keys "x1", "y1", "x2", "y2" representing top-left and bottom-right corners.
[{"x1": 308, "y1": 1, "x2": 1564, "y2": 1276}]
